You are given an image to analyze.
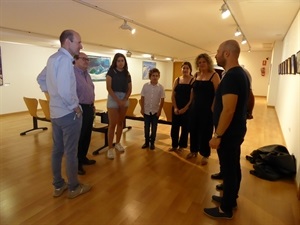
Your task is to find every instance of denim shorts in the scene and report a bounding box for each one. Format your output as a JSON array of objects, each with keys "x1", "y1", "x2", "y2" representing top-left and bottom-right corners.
[{"x1": 107, "y1": 92, "x2": 129, "y2": 108}]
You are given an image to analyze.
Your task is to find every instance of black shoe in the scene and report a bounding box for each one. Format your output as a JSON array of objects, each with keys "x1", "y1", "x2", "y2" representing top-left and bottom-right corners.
[
  {"x1": 142, "y1": 143, "x2": 149, "y2": 149},
  {"x1": 81, "y1": 158, "x2": 96, "y2": 165},
  {"x1": 150, "y1": 143, "x2": 155, "y2": 150},
  {"x1": 216, "y1": 183, "x2": 223, "y2": 191},
  {"x1": 211, "y1": 172, "x2": 223, "y2": 180},
  {"x1": 78, "y1": 165, "x2": 86, "y2": 175},
  {"x1": 212, "y1": 195, "x2": 237, "y2": 209},
  {"x1": 203, "y1": 207, "x2": 233, "y2": 219}
]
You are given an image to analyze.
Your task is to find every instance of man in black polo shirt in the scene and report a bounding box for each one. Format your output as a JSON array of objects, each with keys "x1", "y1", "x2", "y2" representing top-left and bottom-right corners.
[{"x1": 204, "y1": 40, "x2": 250, "y2": 219}]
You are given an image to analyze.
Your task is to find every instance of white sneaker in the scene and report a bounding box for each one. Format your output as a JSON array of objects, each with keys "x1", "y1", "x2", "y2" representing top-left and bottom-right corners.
[
  {"x1": 107, "y1": 148, "x2": 115, "y2": 159},
  {"x1": 115, "y1": 143, "x2": 125, "y2": 152}
]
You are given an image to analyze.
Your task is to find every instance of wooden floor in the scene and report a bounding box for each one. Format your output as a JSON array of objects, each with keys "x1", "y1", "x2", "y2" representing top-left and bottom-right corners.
[{"x1": 0, "y1": 97, "x2": 299, "y2": 225}]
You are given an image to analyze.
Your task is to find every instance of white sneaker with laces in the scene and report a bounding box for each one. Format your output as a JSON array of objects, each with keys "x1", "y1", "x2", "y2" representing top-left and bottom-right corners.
[
  {"x1": 107, "y1": 148, "x2": 115, "y2": 159},
  {"x1": 115, "y1": 143, "x2": 125, "y2": 152}
]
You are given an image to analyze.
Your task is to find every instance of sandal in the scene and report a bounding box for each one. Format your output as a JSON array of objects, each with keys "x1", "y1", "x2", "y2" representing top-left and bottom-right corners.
[
  {"x1": 186, "y1": 152, "x2": 197, "y2": 159},
  {"x1": 168, "y1": 147, "x2": 177, "y2": 152}
]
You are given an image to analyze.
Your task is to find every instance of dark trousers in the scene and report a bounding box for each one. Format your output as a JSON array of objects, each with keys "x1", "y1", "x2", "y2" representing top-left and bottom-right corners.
[
  {"x1": 218, "y1": 134, "x2": 245, "y2": 213},
  {"x1": 78, "y1": 104, "x2": 94, "y2": 164},
  {"x1": 143, "y1": 113, "x2": 158, "y2": 144},
  {"x1": 189, "y1": 118, "x2": 213, "y2": 157},
  {"x1": 171, "y1": 111, "x2": 189, "y2": 148}
]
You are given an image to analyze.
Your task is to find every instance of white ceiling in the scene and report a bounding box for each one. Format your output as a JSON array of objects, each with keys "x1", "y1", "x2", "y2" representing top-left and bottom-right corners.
[{"x1": 0, "y1": 0, "x2": 299, "y2": 61}]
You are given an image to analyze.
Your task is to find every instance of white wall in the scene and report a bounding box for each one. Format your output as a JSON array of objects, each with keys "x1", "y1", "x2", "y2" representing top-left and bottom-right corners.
[
  {"x1": 239, "y1": 51, "x2": 272, "y2": 97},
  {"x1": 272, "y1": 11, "x2": 300, "y2": 186},
  {"x1": 0, "y1": 42, "x2": 173, "y2": 114}
]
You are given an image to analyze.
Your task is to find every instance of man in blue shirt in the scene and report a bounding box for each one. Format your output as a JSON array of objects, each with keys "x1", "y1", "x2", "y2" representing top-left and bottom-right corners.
[{"x1": 37, "y1": 30, "x2": 91, "y2": 199}]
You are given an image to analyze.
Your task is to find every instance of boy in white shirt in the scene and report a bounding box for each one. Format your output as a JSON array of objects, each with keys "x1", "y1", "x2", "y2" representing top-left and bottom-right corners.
[{"x1": 140, "y1": 68, "x2": 165, "y2": 150}]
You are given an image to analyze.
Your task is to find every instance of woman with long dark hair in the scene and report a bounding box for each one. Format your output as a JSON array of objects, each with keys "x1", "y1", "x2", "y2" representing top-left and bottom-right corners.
[{"x1": 106, "y1": 53, "x2": 132, "y2": 159}]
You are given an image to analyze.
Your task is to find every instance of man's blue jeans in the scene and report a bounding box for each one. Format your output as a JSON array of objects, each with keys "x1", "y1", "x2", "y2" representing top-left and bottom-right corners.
[{"x1": 51, "y1": 112, "x2": 82, "y2": 190}]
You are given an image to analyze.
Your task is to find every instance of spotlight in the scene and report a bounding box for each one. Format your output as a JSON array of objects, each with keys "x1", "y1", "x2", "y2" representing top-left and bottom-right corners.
[
  {"x1": 235, "y1": 28, "x2": 241, "y2": 36},
  {"x1": 241, "y1": 37, "x2": 247, "y2": 45},
  {"x1": 120, "y1": 20, "x2": 136, "y2": 34},
  {"x1": 126, "y1": 51, "x2": 132, "y2": 57},
  {"x1": 220, "y1": 4, "x2": 230, "y2": 19}
]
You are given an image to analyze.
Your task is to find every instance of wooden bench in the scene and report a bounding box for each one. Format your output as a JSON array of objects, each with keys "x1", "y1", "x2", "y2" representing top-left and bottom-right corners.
[{"x1": 125, "y1": 98, "x2": 172, "y2": 125}]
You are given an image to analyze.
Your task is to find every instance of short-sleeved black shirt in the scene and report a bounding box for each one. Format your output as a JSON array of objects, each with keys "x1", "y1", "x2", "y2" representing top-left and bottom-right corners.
[
  {"x1": 107, "y1": 69, "x2": 131, "y2": 93},
  {"x1": 213, "y1": 66, "x2": 250, "y2": 136}
]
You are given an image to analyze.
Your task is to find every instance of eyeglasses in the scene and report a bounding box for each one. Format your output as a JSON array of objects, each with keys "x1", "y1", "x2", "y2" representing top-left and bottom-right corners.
[{"x1": 78, "y1": 57, "x2": 90, "y2": 62}]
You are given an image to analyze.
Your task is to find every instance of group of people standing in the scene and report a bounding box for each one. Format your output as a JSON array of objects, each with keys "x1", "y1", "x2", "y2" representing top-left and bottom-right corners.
[
  {"x1": 166, "y1": 41, "x2": 251, "y2": 219},
  {"x1": 37, "y1": 29, "x2": 250, "y2": 220},
  {"x1": 169, "y1": 55, "x2": 221, "y2": 166}
]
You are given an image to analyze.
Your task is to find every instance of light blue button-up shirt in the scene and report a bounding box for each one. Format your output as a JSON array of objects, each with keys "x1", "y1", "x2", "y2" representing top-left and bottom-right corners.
[{"x1": 37, "y1": 48, "x2": 79, "y2": 118}]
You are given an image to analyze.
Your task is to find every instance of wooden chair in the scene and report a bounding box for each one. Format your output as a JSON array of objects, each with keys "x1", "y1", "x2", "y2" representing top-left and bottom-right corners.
[
  {"x1": 126, "y1": 98, "x2": 138, "y2": 117},
  {"x1": 20, "y1": 97, "x2": 48, "y2": 136},
  {"x1": 44, "y1": 92, "x2": 50, "y2": 101},
  {"x1": 124, "y1": 98, "x2": 139, "y2": 130},
  {"x1": 162, "y1": 102, "x2": 173, "y2": 123},
  {"x1": 38, "y1": 99, "x2": 51, "y2": 121}
]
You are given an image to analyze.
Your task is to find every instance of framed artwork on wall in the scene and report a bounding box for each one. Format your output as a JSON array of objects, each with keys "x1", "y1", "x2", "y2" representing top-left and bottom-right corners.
[
  {"x1": 142, "y1": 61, "x2": 156, "y2": 80},
  {"x1": 87, "y1": 55, "x2": 111, "y2": 82},
  {"x1": 287, "y1": 57, "x2": 291, "y2": 74},
  {"x1": 297, "y1": 51, "x2": 300, "y2": 74},
  {"x1": 291, "y1": 54, "x2": 296, "y2": 74}
]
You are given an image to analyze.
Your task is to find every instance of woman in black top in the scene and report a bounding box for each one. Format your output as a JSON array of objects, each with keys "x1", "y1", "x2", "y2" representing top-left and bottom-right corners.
[
  {"x1": 187, "y1": 53, "x2": 220, "y2": 165},
  {"x1": 169, "y1": 62, "x2": 194, "y2": 151}
]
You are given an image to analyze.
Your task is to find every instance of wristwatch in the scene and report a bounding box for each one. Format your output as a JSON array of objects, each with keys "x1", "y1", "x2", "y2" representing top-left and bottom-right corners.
[{"x1": 213, "y1": 133, "x2": 222, "y2": 138}]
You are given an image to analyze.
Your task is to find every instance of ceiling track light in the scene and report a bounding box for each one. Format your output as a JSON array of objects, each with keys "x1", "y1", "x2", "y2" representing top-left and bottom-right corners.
[
  {"x1": 220, "y1": 1, "x2": 251, "y2": 51},
  {"x1": 235, "y1": 28, "x2": 241, "y2": 37},
  {"x1": 120, "y1": 20, "x2": 136, "y2": 34},
  {"x1": 220, "y1": 3, "x2": 230, "y2": 19},
  {"x1": 241, "y1": 37, "x2": 247, "y2": 45},
  {"x1": 126, "y1": 50, "x2": 132, "y2": 57}
]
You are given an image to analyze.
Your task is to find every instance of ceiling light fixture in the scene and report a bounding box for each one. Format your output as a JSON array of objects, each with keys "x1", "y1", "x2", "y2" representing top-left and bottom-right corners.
[
  {"x1": 220, "y1": 0, "x2": 251, "y2": 51},
  {"x1": 234, "y1": 28, "x2": 242, "y2": 37},
  {"x1": 72, "y1": 0, "x2": 209, "y2": 53},
  {"x1": 120, "y1": 20, "x2": 136, "y2": 34},
  {"x1": 241, "y1": 37, "x2": 247, "y2": 45},
  {"x1": 126, "y1": 51, "x2": 132, "y2": 57},
  {"x1": 220, "y1": 3, "x2": 230, "y2": 19}
]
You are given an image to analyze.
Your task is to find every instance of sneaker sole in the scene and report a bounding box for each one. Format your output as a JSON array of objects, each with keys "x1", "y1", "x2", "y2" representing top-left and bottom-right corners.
[
  {"x1": 203, "y1": 211, "x2": 233, "y2": 220},
  {"x1": 68, "y1": 186, "x2": 91, "y2": 199}
]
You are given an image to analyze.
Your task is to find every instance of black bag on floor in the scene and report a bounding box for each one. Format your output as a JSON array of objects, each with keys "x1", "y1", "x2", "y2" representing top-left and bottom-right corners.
[{"x1": 246, "y1": 144, "x2": 296, "y2": 181}]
